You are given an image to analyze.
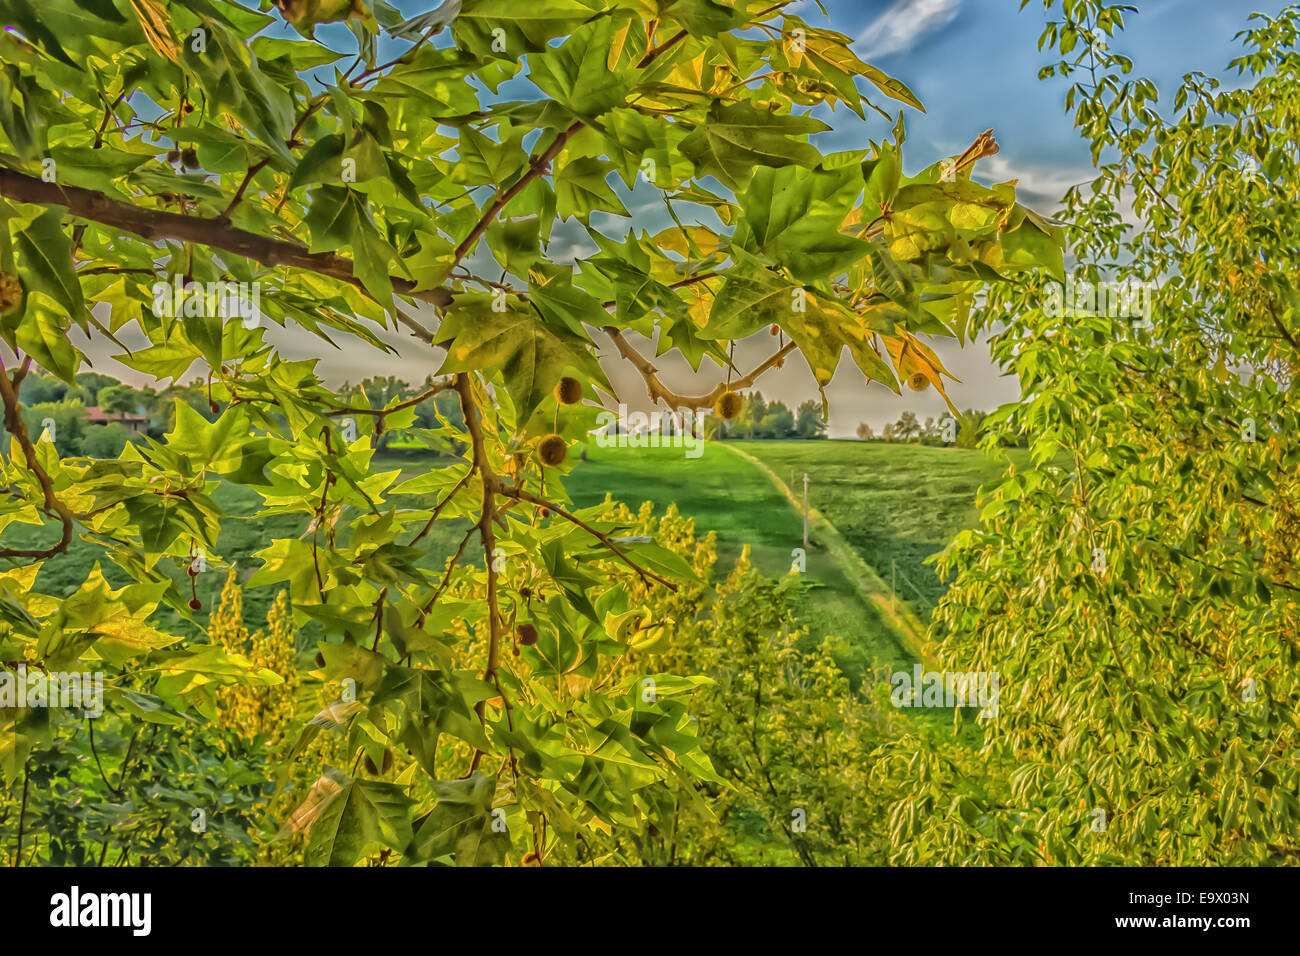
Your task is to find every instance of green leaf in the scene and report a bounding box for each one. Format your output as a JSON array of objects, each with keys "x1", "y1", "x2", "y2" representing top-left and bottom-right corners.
[
  {"x1": 303, "y1": 185, "x2": 397, "y2": 306},
  {"x1": 14, "y1": 208, "x2": 84, "y2": 317},
  {"x1": 555, "y1": 157, "x2": 630, "y2": 223},
  {"x1": 530, "y1": 17, "x2": 633, "y2": 118},
  {"x1": 679, "y1": 102, "x2": 829, "y2": 187},
  {"x1": 408, "y1": 773, "x2": 507, "y2": 866},
  {"x1": 435, "y1": 295, "x2": 608, "y2": 423},
  {"x1": 305, "y1": 772, "x2": 415, "y2": 867}
]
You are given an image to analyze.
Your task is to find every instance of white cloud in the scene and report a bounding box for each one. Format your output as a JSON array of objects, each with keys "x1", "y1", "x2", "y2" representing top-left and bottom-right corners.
[
  {"x1": 856, "y1": 0, "x2": 964, "y2": 59},
  {"x1": 972, "y1": 152, "x2": 1094, "y2": 212}
]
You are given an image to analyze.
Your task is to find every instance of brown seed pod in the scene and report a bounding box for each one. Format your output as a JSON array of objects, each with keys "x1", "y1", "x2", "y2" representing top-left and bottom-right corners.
[
  {"x1": 0, "y1": 273, "x2": 24, "y2": 317},
  {"x1": 314, "y1": 651, "x2": 325, "y2": 668},
  {"x1": 188, "y1": 598, "x2": 202, "y2": 611},
  {"x1": 537, "y1": 434, "x2": 567, "y2": 467},
  {"x1": 714, "y1": 390, "x2": 743, "y2": 420},
  {"x1": 180, "y1": 148, "x2": 199, "y2": 169},
  {"x1": 769, "y1": 324, "x2": 779, "y2": 335},
  {"x1": 521, "y1": 851, "x2": 541, "y2": 866},
  {"x1": 166, "y1": 149, "x2": 181, "y2": 164},
  {"x1": 555, "y1": 376, "x2": 582, "y2": 405},
  {"x1": 516, "y1": 622, "x2": 538, "y2": 646},
  {"x1": 907, "y1": 372, "x2": 931, "y2": 392},
  {"x1": 364, "y1": 754, "x2": 379, "y2": 775},
  {"x1": 381, "y1": 748, "x2": 393, "y2": 773}
]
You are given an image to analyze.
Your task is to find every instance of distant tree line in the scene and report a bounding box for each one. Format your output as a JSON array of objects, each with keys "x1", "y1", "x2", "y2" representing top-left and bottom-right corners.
[
  {"x1": 856, "y1": 409, "x2": 990, "y2": 448},
  {"x1": 714, "y1": 392, "x2": 827, "y2": 440},
  {"x1": 11, "y1": 371, "x2": 467, "y2": 459}
]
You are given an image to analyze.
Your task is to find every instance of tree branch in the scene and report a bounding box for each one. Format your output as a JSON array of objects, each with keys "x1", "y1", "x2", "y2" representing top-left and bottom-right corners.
[
  {"x1": 604, "y1": 326, "x2": 797, "y2": 410},
  {"x1": 0, "y1": 167, "x2": 453, "y2": 309},
  {"x1": 0, "y1": 364, "x2": 74, "y2": 559},
  {"x1": 325, "y1": 378, "x2": 455, "y2": 419},
  {"x1": 451, "y1": 122, "x2": 584, "y2": 267},
  {"x1": 454, "y1": 372, "x2": 504, "y2": 775},
  {"x1": 494, "y1": 483, "x2": 678, "y2": 591}
]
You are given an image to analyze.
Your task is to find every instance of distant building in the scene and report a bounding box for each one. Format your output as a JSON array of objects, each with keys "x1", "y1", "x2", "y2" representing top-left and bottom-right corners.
[{"x1": 83, "y1": 406, "x2": 149, "y2": 435}]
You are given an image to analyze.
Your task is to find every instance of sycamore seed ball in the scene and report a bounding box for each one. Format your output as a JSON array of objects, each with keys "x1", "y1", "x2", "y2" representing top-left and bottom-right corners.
[
  {"x1": 0, "y1": 273, "x2": 22, "y2": 316},
  {"x1": 538, "y1": 434, "x2": 568, "y2": 467},
  {"x1": 715, "y1": 390, "x2": 744, "y2": 420},
  {"x1": 517, "y1": 622, "x2": 538, "y2": 646},
  {"x1": 555, "y1": 376, "x2": 582, "y2": 404},
  {"x1": 907, "y1": 372, "x2": 931, "y2": 392}
]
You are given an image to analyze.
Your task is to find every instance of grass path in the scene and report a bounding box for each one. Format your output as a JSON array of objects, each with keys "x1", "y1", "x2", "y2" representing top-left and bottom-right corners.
[
  {"x1": 719, "y1": 443, "x2": 936, "y2": 665},
  {"x1": 562, "y1": 442, "x2": 915, "y2": 676}
]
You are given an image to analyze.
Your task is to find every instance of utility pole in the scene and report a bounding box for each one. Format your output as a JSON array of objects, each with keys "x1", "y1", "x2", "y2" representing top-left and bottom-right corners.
[{"x1": 802, "y1": 473, "x2": 809, "y2": 548}]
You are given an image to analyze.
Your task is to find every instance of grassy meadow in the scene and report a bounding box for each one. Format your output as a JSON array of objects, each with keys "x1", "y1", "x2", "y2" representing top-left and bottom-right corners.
[
  {"x1": 0, "y1": 438, "x2": 1017, "y2": 683},
  {"x1": 734, "y1": 440, "x2": 1028, "y2": 619}
]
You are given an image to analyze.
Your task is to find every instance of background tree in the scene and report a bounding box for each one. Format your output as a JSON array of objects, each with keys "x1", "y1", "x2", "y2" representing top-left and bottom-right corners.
[
  {"x1": 878, "y1": 1, "x2": 1300, "y2": 865},
  {"x1": 758, "y1": 400, "x2": 795, "y2": 439},
  {"x1": 95, "y1": 384, "x2": 138, "y2": 414},
  {"x1": 79, "y1": 423, "x2": 132, "y2": 458},
  {"x1": 892, "y1": 410, "x2": 921, "y2": 442},
  {"x1": 955, "y1": 408, "x2": 984, "y2": 449},
  {"x1": 794, "y1": 400, "x2": 826, "y2": 440}
]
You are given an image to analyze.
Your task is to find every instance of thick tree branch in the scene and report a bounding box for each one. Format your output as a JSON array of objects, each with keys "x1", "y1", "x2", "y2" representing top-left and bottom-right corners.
[
  {"x1": 454, "y1": 372, "x2": 503, "y2": 775},
  {"x1": 0, "y1": 364, "x2": 74, "y2": 559},
  {"x1": 0, "y1": 167, "x2": 453, "y2": 309}
]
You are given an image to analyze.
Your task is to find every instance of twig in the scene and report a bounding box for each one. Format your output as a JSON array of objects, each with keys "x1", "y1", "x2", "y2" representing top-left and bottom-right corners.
[
  {"x1": 0, "y1": 362, "x2": 75, "y2": 559},
  {"x1": 325, "y1": 379, "x2": 455, "y2": 419},
  {"x1": 496, "y1": 483, "x2": 678, "y2": 591},
  {"x1": 410, "y1": 466, "x2": 476, "y2": 546},
  {"x1": 604, "y1": 327, "x2": 796, "y2": 410}
]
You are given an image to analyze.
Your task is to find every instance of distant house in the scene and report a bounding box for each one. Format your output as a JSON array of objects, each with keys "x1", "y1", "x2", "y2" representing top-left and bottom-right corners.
[{"x1": 83, "y1": 406, "x2": 149, "y2": 435}]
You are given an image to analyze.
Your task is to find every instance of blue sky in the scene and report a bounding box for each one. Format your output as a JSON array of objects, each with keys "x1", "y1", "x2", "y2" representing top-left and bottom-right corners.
[{"x1": 822, "y1": 0, "x2": 1261, "y2": 208}]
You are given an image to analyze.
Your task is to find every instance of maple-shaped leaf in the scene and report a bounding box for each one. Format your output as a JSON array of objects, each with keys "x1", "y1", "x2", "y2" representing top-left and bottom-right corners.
[
  {"x1": 781, "y1": 291, "x2": 899, "y2": 412},
  {"x1": 883, "y1": 330, "x2": 960, "y2": 414},
  {"x1": 434, "y1": 294, "x2": 608, "y2": 423},
  {"x1": 778, "y1": 17, "x2": 924, "y2": 117},
  {"x1": 530, "y1": 17, "x2": 633, "y2": 119},
  {"x1": 303, "y1": 185, "x2": 399, "y2": 308},
  {"x1": 679, "y1": 101, "x2": 829, "y2": 187}
]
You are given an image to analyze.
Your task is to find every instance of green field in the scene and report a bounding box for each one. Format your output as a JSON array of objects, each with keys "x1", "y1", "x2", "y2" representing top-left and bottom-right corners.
[
  {"x1": 0, "y1": 440, "x2": 1017, "y2": 682},
  {"x1": 734, "y1": 440, "x2": 1027, "y2": 619},
  {"x1": 561, "y1": 442, "x2": 902, "y2": 677}
]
